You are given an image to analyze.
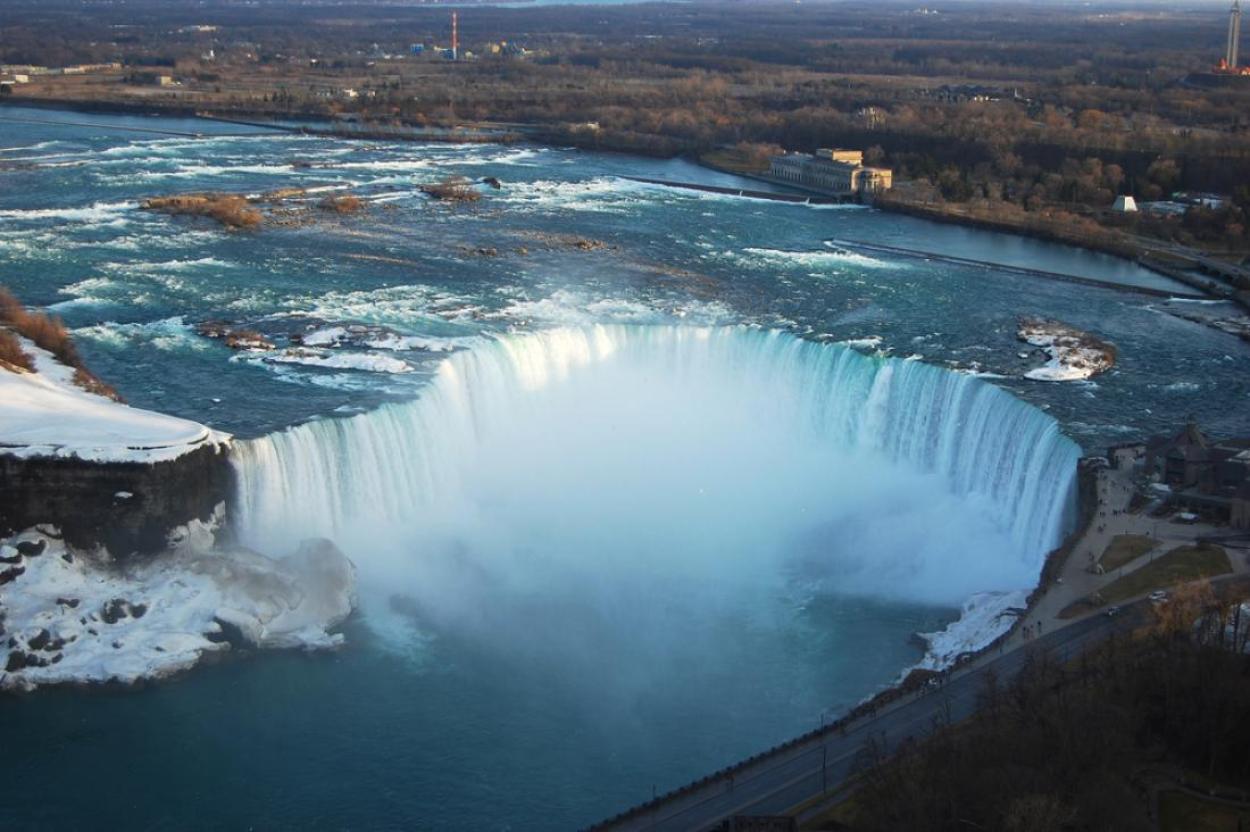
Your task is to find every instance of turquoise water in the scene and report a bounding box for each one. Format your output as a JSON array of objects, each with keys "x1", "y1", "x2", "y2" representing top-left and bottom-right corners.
[
  {"x1": 1, "y1": 106, "x2": 1248, "y2": 830},
  {"x1": 2, "y1": 106, "x2": 1245, "y2": 447}
]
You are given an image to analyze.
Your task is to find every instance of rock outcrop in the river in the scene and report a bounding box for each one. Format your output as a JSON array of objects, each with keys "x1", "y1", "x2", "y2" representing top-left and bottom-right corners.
[
  {"x1": 0, "y1": 528, "x2": 357, "y2": 691},
  {"x1": 420, "y1": 176, "x2": 482, "y2": 202},
  {"x1": 196, "y1": 320, "x2": 275, "y2": 351},
  {"x1": 141, "y1": 188, "x2": 371, "y2": 230},
  {"x1": 1018, "y1": 317, "x2": 1117, "y2": 382},
  {"x1": 141, "y1": 194, "x2": 263, "y2": 229}
]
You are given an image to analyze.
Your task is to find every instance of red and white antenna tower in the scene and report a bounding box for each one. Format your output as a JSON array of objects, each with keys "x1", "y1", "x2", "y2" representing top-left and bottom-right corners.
[{"x1": 451, "y1": 11, "x2": 460, "y2": 61}]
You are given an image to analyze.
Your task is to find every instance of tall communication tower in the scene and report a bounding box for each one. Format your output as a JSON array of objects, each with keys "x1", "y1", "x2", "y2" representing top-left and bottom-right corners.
[
  {"x1": 451, "y1": 11, "x2": 460, "y2": 62},
  {"x1": 1228, "y1": 0, "x2": 1243, "y2": 69}
]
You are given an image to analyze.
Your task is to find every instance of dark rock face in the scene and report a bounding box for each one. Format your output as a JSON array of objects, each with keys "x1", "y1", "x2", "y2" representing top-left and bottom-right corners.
[
  {"x1": 0, "y1": 443, "x2": 232, "y2": 558},
  {"x1": 15, "y1": 539, "x2": 46, "y2": 557}
]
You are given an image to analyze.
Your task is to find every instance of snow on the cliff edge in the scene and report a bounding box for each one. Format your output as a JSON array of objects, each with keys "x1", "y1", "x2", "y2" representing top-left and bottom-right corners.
[
  {"x1": 0, "y1": 528, "x2": 357, "y2": 691},
  {"x1": 0, "y1": 338, "x2": 229, "y2": 462},
  {"x1": 914, "y1": 590, "x2": 1028, "y2": 671}
]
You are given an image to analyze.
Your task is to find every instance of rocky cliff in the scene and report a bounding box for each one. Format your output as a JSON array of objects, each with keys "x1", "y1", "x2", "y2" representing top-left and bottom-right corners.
[{"x1": 0, "y1": 442, "x2": 233, "y2": 556}]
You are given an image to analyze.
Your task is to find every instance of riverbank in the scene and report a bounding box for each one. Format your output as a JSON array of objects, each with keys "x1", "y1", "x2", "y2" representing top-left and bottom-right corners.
[
  {"x1": 6, "y1": 94, "x2": 1245, "y2": 308},
  {"x1": 872, "y1": 194, "x2": 1250, "y2": 311},
  {"x1": 696, "y1": 150, "x2": 1250, "y2": 310}
]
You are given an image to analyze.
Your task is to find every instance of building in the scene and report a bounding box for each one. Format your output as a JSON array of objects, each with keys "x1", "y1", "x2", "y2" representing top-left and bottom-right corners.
[
  {"x1": 1112, "y1": 195, "x2": 1138, "y2": 212},
  {"x1": 1233, "y1": 482, "x2": 1250, "y2": 530},
  {"x1": 56, "y1": 63, "x2": 122, "y2": 75},
  {"x1": 1109, "y1": 422, "x2": 1250, "y2": 526},
  {"x1": 1140, "y1": 201, "x2": 1189, "y2": 218},
  {"x1": 767, "y1": 149, "x2": 893, "y2": 197},
  {"x1": 1173, "y1": 191, "x2": 1230, "y2": 210},
  {"x1": 1137, "y1": 421, "x2": 1250, "y2": 517},
  {"x1": 129, "y1": 71, "x2": 175, "y2": 87}
]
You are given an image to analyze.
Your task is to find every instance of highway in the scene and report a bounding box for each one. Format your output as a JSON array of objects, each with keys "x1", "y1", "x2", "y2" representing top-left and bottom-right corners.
[{"x1": 590, "y1": 603, "x2": 1148, "y2": 832}]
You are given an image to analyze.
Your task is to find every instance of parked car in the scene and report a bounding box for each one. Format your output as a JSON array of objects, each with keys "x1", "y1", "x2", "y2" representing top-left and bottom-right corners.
[
  {"x1": 1105, "y1": 605, "x2": 1121, "y2": 617},
  {"x1": 1149, "y1": 590, "x2": 1169, "y2": 604}
]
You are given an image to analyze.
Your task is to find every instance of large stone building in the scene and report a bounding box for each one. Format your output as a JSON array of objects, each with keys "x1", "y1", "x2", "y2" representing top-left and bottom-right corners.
[
  {"x1": 1111, "y1": 420, "x2": 1250, "y2": 529},
  {"x1": 768, "y1": 149, "x2": 893, "y2": 196},
  {"x1": 1145, "y1": 421, "x2": 1250, "y2": 493}
]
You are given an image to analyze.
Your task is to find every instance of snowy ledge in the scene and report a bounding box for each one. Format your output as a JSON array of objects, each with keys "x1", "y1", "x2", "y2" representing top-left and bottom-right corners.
[
  {"x1": 913, "y1": 590, "x2": 1029, "y2": 671},
  {"x1": 0, "y1": 338, "x2": 229, "y2": 463},
  {"x1": 1018, "y1": 318, "x2": 1116, "y2": 382},
  {"x1": 0, "y1": 523, "x2": 358, "y2": 692}
]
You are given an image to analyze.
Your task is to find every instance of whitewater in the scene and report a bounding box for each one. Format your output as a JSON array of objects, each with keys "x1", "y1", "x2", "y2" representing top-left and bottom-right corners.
[{"x1": 232, "y1": 326, "x2": 1078, "y2": 616}]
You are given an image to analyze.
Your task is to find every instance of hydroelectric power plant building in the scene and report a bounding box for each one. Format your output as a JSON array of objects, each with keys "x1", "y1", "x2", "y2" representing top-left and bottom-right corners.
[{"x1": 767, "y1": 149, "x2": 894, "y2": 198}]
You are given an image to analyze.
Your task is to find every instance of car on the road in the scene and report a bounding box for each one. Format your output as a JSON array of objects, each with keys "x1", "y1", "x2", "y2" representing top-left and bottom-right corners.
[
  {"x1": 1149, "y1": 590, "x2": 1169, "y2": 604},
  {"x1": 1105, "y1": 605, "x2": 1121, "y2": 617}
]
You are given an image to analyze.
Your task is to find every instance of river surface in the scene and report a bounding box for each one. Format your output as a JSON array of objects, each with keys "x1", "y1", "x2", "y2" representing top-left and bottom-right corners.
[{"x1": 1, "y1": 105, "x2": 1248, "y2": 830}]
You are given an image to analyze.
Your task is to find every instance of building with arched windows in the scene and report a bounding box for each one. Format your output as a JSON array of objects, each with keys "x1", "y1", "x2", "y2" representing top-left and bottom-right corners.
[{"x1": 767, "y1": 149, "x2": 893, "y2": 198}]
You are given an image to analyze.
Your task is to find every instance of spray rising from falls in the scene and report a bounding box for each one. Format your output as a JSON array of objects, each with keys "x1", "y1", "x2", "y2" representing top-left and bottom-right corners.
[{"x1": 231, "y1": 326, "x2": 1079, "y2": 607}]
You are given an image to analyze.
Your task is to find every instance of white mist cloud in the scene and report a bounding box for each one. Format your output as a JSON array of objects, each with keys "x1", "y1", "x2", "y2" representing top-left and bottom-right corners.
[{"x1": 232, "y1": 325, "x2": 1078, "y2": 685}]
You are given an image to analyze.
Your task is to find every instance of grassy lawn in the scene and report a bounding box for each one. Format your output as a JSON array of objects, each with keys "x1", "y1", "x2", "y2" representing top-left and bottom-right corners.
[
  {"x1": 1159, "y1": 789, "x2": 1250, "y2": 832},
  {"x1": 799, "y1": 794, "x2": 860, "y2": 831},
  {"x1": 699, "y1": 148, "x2": 769, "y2": 175},
  {"x1": 1099, "y1": 534, "x2": 1159, "y2": 572},
  {"x1": 1061, "y1": 544, "x2": 1232, "y2": 618}
]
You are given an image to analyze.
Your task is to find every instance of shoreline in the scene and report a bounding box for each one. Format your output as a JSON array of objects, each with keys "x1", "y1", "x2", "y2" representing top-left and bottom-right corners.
[
  {"x1": 696, "y1": 155, "x2": 1249, "y2": 310},
  {"x1": 4, "y1": 94, "x2": 1245, "y2": 310},
  {"x1": 872, "y1": 196, "x2": 1250, "y2": 311}
]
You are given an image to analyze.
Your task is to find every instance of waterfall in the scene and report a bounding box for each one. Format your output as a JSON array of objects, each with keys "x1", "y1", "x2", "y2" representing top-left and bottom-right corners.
[{"x1": 230, "y1": 325, "x2": 1080, "y2": 596}]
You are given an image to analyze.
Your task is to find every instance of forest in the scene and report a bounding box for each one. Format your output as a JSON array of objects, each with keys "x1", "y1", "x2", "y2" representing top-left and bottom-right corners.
[
  {"x1": 1, "y1": 0, "x2": 1248, "y2": 251},
  {"x1": 841, "y1": 581, "x2": 1250, "y2": 831}
]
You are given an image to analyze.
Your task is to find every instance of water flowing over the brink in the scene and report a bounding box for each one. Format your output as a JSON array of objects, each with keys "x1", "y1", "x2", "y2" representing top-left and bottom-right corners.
[{"x1": 230, "y1": 325, "x2": 1080, "y2": 581}]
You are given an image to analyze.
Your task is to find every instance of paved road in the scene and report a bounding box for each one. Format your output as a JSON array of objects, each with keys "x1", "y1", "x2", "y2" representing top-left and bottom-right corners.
[{"x1": 592, "y1": 603, "x2": 1146, "y2": 832}]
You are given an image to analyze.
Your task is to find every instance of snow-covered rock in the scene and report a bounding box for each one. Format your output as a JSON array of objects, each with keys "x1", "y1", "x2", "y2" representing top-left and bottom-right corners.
[
  {"x1": 0, "y1": 529, "x2": 357, "y2": 691},
  {"x1": 1018, "y1": 318, "x2": 1116, "y2": 382},
  {"x1": 265, "y1": 347, "x2": 413, "y2": 374},
  {"x1": 302, "y1": 323, "x2": 476, "y2": 353},
  {"x1": 913, "y1": 590, "x2": 1028, "y2": 670},
  {"x1": 0, "y1": 338, "x2": 228, "y2": 462}
]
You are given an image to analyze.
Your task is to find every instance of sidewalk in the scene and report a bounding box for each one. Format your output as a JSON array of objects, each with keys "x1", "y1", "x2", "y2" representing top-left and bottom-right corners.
[{"x1": 1007, "y1": 465, "x2": 1248, "y2": 649}]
